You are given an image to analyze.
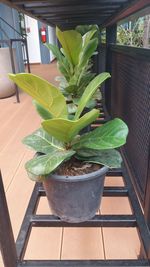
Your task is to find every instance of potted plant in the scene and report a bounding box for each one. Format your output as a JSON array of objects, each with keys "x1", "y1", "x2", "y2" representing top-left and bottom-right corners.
[
  {"x1": 0, "y1": 47, "x2": 17, "y2": 98},
  {"x1": 9, "y1": 72, "x2": 128, "y2": 223},
  {"x1": 45, "y1": 27, "x2": 101, "y2": 114}
]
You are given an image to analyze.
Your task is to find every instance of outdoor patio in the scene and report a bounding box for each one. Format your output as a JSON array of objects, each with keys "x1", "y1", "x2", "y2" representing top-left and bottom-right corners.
[{"x1": 0, "y1": 0, "x2": 150, "y2": 266}]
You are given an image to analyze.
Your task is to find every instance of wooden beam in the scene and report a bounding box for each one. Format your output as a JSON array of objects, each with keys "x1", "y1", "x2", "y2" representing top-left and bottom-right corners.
[
  {"x1": 41, "y1": 13, "x2": 111, "y2": 19},
  {"x1": 11, "y1": 0, "x2": 128, "y2": 4},
  {"x1": 21, "y1": 0, "x2": 129, "y2": 7},
  {"x1": 28, "y1": 5, "x2": 120, "y2": 14},
  {"x1": 38, "y1": 11, "x2": 115, "y2": 18},
  {"x1": 24, "y1": 3, "x2": 121, "y2": 10},
  {"x1": 0, "y1": 0, "x2": 55, "y2": 27},
  {"x1": 103, "y1": 0, "x2": 150, "y2": 27},
  {"x1": 47, "y1": 18, "x2": 105, "y2": 24},
  {"x1": 2, "y1": 0, "x2": 148, "y2": 29}
]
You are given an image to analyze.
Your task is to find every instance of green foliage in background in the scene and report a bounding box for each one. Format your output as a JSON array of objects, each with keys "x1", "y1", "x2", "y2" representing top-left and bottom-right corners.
[{"x1": 45, "y1": 26, "x2": 101, "y2": 113}]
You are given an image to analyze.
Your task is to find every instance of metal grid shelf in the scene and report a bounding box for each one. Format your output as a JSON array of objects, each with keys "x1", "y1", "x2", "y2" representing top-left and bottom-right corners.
[
  {"x1": 14, "y1": 166, "x2": 150, "y2": 267},
  {"x1": 1, "y1": 159, "x2": 150, "y2": 267}
]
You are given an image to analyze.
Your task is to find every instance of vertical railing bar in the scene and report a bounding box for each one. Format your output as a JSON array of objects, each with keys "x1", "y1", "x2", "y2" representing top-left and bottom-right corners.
[
  {"x1": 122, "y1": 157, "x2": 150, "y2": 260},
  {"x1": 16, "y1": 183, "x2": 40, "y2": 261},
  {"x1": 23, "y1": 38, "x2": 31, "y2": 73},
  {"x1": 9, "y1": 40, "x2": 20, "y2": 103},
  {"x1": 0, "y1": 171, "x2": 18, "y2": 267}
]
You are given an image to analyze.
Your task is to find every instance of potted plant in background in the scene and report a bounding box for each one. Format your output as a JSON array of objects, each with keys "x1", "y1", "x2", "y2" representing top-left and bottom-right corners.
[
  {"x1": 9, "y1": 72, "x2": 128, "y2": 223},
  {"x1": 75, "y1": 24, "x2": 100, "y2": 74},
  {"x1": 45, "y1": 26, "x2": 101, "y2": 114}
]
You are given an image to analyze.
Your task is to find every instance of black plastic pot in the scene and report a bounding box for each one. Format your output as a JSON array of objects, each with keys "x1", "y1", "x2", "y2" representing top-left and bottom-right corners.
[{"x1": 43, "y1": 166, "x2": 108, "y2": 223}]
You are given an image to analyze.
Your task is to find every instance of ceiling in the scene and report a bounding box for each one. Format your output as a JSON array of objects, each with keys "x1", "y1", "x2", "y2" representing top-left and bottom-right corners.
[{"x1": 1, "y1": 0, "x2": 150, "y2": 29}]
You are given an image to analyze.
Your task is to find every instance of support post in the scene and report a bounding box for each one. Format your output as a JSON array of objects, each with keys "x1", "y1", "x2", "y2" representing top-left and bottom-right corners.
[
  {"x1": 24, "y1": 38, "x2": 31, "y2": 73},
  {"x1": 9, "y1": 40, "x2": 20, "y2": 103},
  {"x1": 144, "y1": 137, "x2": 150, "y2": 232},
  {"x1": 0, "y1": 171, "x2": 18, "y2": 267},
  {"x1": 105, "y1": 24, "x2": 117, "y2": 116}
]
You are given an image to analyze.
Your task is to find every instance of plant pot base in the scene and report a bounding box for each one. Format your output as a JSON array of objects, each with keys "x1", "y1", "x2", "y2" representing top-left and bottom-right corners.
[{"x1": 43, "y1": 166, "x2": 108, "y2": 223}]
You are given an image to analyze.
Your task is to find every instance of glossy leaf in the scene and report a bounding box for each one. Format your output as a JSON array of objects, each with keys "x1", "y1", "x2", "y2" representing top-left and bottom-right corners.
[
  {"x1": 25, "y1": 150, "x2": 75, "y2": 179},
  {"x1": 33, "y1": 100, "x2": 52, "y2": 120},
  {"x1": 76, "y1": 149, "x2": 122, "y2": 168},
  {"x1": 76, "y1": 24, "x2": 100, "y2": 40},
  {"x1": 45, "y1": 43, "x2": 63, "y2": 61},
  {"x1": 58, "y1": 63, "x2": 70, "y2": 81},
  {"x1": 79, "y1": 38, "x2": 98, "y2": 68},
  {"x1": 86, "y1": 99, "x2": 96, "y2": 109},
  {"x1": 22, "y1": 128, "x2": 64, "y2": 154},
  {"x1": 56, "y1": 27, "x2": 82, "y2": 66},
  {"x1": 74, "y1": 72, "x2": 111, "y2": 119},
  {"x1": 9, "y1": 73, "x2": 67, "y2": 118},
  {"x1": 42, "y1": 109, "x2": 99, "y2": 143},
  {"x1": 73, "y1": 118, "x2": 128, "y2": 150},
  {"x1": 76, "y1": 72, "x2": 96, "y2": 97},
  {"x1": 65, "y1": 84, "x2": 78, "y2": 94},
  {"x1": 45, "y1": 44, "x2": 71, "y2": 80},
  {"x1": 67, "y1": 103, "x2": 77, "y2": 114},
  {"x1": 82, "y1": 29, "x2": 97, "y2": 47}
]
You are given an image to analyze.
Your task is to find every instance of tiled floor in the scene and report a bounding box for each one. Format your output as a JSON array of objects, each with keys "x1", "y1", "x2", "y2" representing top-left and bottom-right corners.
[{"x1": 0, "y1": 62, "x2": 140, "y2": 266}]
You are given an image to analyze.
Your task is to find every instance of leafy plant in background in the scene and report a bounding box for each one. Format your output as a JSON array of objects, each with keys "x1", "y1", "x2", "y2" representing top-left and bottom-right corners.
[
  {"x1": 117, "y1": 18, "x2": 144, "y2": 47},
  {"x1": 75, "y1": 24, "x2": 100, "y2": 42},
  {"x1": 9, "y1": 73, "x2": 128, "y2": 181},
  {"x1": 45, "y1": 26, "x2": 101, "y2": 113}
]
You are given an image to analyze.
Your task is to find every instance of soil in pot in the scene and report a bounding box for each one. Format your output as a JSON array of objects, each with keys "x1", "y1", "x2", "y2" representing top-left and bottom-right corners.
[{"x1": 43, "y1": 158, "x2": 108, "y2": 223}]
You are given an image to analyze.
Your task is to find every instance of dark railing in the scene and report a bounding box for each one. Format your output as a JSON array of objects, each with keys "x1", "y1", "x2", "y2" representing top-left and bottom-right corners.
[{"x1": 106, "y1": 44, "x2": 150, "y2": 216}]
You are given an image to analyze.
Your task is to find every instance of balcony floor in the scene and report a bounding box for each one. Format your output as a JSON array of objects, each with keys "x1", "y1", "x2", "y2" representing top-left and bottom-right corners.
[{"x1": 0, "y1": 62, "x2": 140, "y2": 266}]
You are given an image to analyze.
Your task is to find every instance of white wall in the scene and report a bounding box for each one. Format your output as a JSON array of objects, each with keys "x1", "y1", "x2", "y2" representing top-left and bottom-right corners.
[
  {"x1": 48, "y1": 26, "x2": 57, "y2": 62},
  {"x1": 25, "y1": 16, "x2": 41, "y2": 63}
]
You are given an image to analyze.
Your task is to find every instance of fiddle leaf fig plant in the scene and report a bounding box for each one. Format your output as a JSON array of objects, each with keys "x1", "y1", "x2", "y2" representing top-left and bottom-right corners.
[
  {"x1": 45, "y1": 27, "x2": 100, "y2": 112},
  {"x1": 9, "y1": 72, "x2": 128, "y2": 182},
  {"x1": 75, "y1": 24, "x2": 100, "y2": 42}
]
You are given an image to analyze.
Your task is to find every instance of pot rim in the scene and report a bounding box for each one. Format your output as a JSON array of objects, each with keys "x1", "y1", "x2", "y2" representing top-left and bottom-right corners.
[{"x1": 45, "y1": 166, "x2": 109, "y2": 183}]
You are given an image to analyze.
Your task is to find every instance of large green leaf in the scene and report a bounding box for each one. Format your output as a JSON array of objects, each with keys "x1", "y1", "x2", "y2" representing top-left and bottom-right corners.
[
  {"x1": 76, "y1": 24, "x2": 100, "y2": 40},
  {"x1": 82, "y1": 29, "x2": 97, "y2": 47},
  {"x1": 73, "y1": 118, "x2": 129, "y2": 150},
  {"x1": 74, "y1": 72, "x2": 111, "y2": 119},
  {"x1": 79, "y1": 38, "x2": 98, "y2": 68},
  {"x1": 23, "y1": 128, "x2": 64, "y2": 154},
  {"x1": 33, "y1": 100, "x2": 52, "y2": 120},
  {"x1": 58, "y1": 62, "x2": 70, "y2": 81},
  {"x1": 75, "y1": 149, "x2": 122, "y2": 168},
  {"x1": 9, "y1": 73, "x2": 68, "y2": 118},
  {"x1": 65, "y1": 84, "x2": 78, "y2": 94},
  {"x1": 86, "y1": 99, "x2": 96, "y2": 109},
  {"x1": 56, "y1": 27, "x2": 82, "y2": 66},
  {"x1": 67, "y1": 103, "x2": 77, "y2": 114},
  {"x1": 76, "y1": 72, "x2": 96, "y2": 97},
  {"x1": 42, "y1": 109, "x2": 99, "y2": 143},
  {"x1": 45, "y1": 43, "x2": 63, "y2": 61},
  {"x1": 45, "y1": 43, "x2": 71, "y2": 80},
  {"x1": 25, "y1": 150, "x2": 75, "y2": 180}
]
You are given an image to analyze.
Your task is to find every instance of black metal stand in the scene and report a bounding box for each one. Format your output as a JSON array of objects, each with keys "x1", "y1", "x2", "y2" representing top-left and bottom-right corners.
[
  {"x1": 1, "y1": 167, "x2": 150, "y2": 267},
  {"x1": 0, "y1": 104, "x2": 150, "y2": 267},
  {"x1": 0, "y1": 171, "x2": 18, "y2": 267}
]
